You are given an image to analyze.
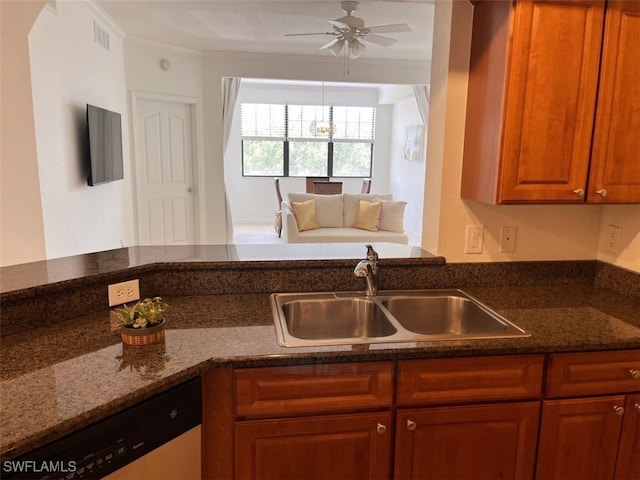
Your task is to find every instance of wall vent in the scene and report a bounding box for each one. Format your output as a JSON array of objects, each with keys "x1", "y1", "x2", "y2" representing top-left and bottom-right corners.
[
  {"x1": 93, "y1": 20, "x2": 110, "y2": 51},
  {"x1": 46, "y1": 0, "x2": 57, "y2": 14}
]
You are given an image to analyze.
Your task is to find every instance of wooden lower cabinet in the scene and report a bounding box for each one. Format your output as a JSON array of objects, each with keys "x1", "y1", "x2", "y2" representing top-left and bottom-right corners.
[
  {"x1": 535, "y1": 396, "x2": 626, "y2": 479},
  {"x1": 234, "y1": 412, "x2": 392, "y2": 480},
  {"x1": 394, "y1": 401, "x2": 540, "y2": 480},
  {"x1": 615, "y1": 394, "x2": 640, "y2": 480}
]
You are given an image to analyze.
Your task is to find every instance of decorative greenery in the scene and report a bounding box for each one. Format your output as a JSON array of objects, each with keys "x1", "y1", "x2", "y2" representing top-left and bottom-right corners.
[{"x1": 113, "y1": 297, "x2": 168, "y2": 329}]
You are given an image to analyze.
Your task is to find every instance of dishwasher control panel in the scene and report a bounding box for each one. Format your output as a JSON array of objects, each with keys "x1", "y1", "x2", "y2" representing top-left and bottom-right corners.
[{"x1": 3, "y1": 377, "x2": 202, "y2": 479}]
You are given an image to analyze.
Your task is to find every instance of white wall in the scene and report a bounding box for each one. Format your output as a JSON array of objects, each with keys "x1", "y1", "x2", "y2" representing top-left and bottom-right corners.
[
  {"x1": 225, "y1": 81, "x2": 398, "y2": 222},
  {"x1": 425, "y1": 0, "x2": 639, "y2": 273},
  {"x1": 387, "y1": 91, "x2": 425, "y2": 239},
  {"x1": 29, "y1": 1, "x2": 133, "y2": 259}
]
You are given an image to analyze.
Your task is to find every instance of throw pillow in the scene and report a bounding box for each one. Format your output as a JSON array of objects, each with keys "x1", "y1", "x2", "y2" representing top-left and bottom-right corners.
[
  {"x1": 353, "y1": 200, "x2": 382, "y2": 232},
  {"x1": 288, "y1": 193, "x2": 344, "y2": 227},
  {"x1": 378, "y1": 201, "x2": 407, "y2": 233},
  {"x1": 291, "y1": 199, "x2": 319, "y2": 231},
  {"x1": 343, "y1": 193, "x2": 393, "y2": 227}
]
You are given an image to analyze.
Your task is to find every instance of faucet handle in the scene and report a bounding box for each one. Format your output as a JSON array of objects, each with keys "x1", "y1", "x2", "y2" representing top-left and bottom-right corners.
[{"x1": 365, "y1": 245, "x2": 379, "y2": 271}]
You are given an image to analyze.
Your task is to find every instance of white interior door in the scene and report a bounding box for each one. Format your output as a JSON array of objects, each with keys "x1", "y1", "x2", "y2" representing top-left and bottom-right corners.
[{"x1": 135, "y1": 99, "x2": 196, "y2": 245}]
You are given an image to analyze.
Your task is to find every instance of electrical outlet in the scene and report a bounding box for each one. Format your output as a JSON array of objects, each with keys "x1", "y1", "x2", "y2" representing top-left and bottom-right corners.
[
  {"x1": 108, "y1": 279, "x2": 140, "y2": 307},
  {"x1": 605, "y1": 225, "x2": 623, "y2": 255},
  {"x1": 465, "y1": 225, "x2": 484, "y2": 254},
  {"x1": 499, "y1": 226, "x2": 517, "y2": 253}
]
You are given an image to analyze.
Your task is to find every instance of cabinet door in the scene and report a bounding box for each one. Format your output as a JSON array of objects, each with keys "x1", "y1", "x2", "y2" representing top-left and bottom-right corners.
[
  {"x1": 235, "y1": 412, "x2": 392, "y2": 480},
  {"x1": 588, "y1": 0, "x2": 640, "y2": 203},
  {"x1": 394, "y1": 402, "x2": 540, "y2": 480},
  {"x1": 499, "y1": 0, "x2": 605, "y2": 202},
  {"x1": 536, "y1": 396, "x2": 625, "y2": 479},
  {"x1": 615, "y1": 394, "x2": 640, "y2": 479}
]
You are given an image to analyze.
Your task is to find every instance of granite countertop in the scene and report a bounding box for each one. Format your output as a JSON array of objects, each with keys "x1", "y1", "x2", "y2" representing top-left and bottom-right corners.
[{"x1": 1, "y1": 283, "x2": 640, "y2": 460}]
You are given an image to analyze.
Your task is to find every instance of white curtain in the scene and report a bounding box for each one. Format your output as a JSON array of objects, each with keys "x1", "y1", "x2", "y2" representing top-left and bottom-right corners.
[
  {"x1": 222, "y1": 77, "x2": 241, "y2": 243},
  {"x1": 413, "y1": 85, "x2": 430, "y2": 125}
]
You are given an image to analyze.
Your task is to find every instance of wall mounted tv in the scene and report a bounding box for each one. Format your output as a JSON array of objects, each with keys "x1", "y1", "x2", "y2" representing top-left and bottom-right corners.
[{"x1": 86, "y1": 104, "x2": 124, "y2": 186}]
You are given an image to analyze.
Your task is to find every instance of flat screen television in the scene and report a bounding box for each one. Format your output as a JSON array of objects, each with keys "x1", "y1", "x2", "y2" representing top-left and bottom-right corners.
[{"x1": 86, "y1": 104, "x2": 124, "y2": 186}]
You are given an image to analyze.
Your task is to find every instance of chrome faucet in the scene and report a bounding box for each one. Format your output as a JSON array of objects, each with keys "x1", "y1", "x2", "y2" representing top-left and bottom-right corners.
[{"x1": 354, "y1": 245, "x2": 379, "y2": 296}]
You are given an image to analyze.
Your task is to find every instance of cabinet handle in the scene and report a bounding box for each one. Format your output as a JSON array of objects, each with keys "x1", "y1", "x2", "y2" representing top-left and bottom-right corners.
[
  {"x1": 573, "y1": 188, "x2": 585, "y2": 197},
  {"x1": 629, "y1": 369, "x2": 640, "y2": 380},
  {"x1": 613, "y1": 406, "x2": 625, "y2": 416},
  {"x1": 596, "y1": 189, "x2": 607, "y2": 197},
  {"x1": 635, "y1": 403, "x2": 640, "y2": 413},
  {"x1": 406, "y1": 420, "x2": 417, "y2": 431},
  {"x1": 376, "y1": 423, "x2": 387, "y2": 434}
]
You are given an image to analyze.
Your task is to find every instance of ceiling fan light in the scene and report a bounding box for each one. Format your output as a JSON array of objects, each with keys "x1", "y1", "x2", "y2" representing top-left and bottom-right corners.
[
  {"x1": 328, "y1": 39, "x2": 345, "y2": 57},
  {"x1": 349, "y1": 38, "x2": 365, "y2": 58}
]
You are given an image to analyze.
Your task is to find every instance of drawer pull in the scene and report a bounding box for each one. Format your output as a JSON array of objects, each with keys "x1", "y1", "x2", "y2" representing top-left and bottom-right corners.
[
  {"x1": 406, "y1": 420, "x2": 417, "y2": 431},
  {"x1": 613, "y1": 406, "x2": 625, "y2": 416},
  {"x1": 376, "y1": 423, "x2": 387, "y2": 434},
  {"x1": 630, "y1": 369, "x2": 640, "y2": 380}
]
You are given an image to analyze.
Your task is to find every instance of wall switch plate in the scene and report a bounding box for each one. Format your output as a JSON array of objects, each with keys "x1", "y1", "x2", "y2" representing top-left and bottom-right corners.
[
  {"x1": 108, "y1": 279, "x2": 140, "y2": 307},
  {"x1": 465, "y1": 225, "x2": 484, "y2": 254},
  {"x1": 605, "y1": 225, "x2": 622, "y2": 254},
  {"x1": 499, "y1": 226, "x2": 517, "y2": 253}
]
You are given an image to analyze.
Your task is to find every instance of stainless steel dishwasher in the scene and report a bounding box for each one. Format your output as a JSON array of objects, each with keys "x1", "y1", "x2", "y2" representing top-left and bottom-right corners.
[{"x1": 3, "y1": 377, "x2": 201, "y2": 480}]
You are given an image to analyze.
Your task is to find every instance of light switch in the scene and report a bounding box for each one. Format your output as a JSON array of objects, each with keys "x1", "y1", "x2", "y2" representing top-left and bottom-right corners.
[{"x1": 465, "y1": 225, "x2": 484, "y2": 254}]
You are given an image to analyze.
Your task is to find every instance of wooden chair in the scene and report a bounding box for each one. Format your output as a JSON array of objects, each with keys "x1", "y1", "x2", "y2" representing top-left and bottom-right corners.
[
  {"x1": 313, "y1": 181, "x2": 342, "y2": 195},
  {"x1": 306, "y1": 176, "x2": 330, "y2": 193},
  {"x1": 361, "y1": 179, "x2": 372, "y2": 194},
  {"x1": 274, "y1": 178, "x2": 283, "y2": 237}
]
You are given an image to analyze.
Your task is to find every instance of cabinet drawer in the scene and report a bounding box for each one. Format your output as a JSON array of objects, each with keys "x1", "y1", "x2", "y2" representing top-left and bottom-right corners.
[
  {"x1": 397, "y1": 355, "x2": 544, "y2": 406},
  {"x1": 235, "y1": 361, "x2": 393, "y2": 418},
  {"x1": 545, "y1": 349, "x2": 640, "y2": 398}
]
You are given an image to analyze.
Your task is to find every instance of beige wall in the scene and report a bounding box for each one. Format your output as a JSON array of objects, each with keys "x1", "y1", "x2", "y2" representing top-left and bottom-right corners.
[
  {"x1": 0, "y1": 0, "x2": 47, "y2": 266},
  {"x1": 425, "y1": 0, "x2": 639, "y2": 273}
]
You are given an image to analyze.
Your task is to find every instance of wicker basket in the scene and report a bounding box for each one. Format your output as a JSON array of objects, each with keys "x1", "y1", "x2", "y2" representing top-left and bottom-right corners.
[{"x1": 121, "y1": 319, "x2": 166, "y2": 346}]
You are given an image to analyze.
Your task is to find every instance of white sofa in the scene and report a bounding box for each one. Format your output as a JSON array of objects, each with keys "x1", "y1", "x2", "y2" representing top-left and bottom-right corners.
[{"x1": 282, "y1": 192, "x2": 409, "y2": 244}]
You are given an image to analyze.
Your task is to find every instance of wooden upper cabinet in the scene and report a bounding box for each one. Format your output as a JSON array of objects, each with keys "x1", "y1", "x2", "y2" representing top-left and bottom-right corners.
[
  {"x1": 462, "y1": 0, "x2": 639, "y2": 204},
  {"x1": 588, "y1": 0, "x2": 640, "y2": 203}
]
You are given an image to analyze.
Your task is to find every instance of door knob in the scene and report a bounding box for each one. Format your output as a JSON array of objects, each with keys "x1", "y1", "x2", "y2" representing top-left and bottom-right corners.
[
  {"x1": 573, "y1": 188, "x2": 585, "y2": 197},
  {"x1": 406, "y1": 420, "x2": 417, "y2": 431},
  {"x1": 596, "y1": 189, "x2": 607, "y2": 197},
  {"x1": 613, "y1": 406, "x2": 624, "y2": 416},
  {"x1": 188, "y1": 187, "x2": 196, "y2": 193}
]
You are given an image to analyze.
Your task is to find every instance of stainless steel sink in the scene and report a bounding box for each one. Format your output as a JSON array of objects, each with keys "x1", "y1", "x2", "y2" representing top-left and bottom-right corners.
[
  {"x1": 271, "y1": 290, "x2": 530, "y2": 347},
  {"x1": 281, "y1": 295, "x2": 397, "y2": 340},
  {"x1": 378, "y1": 294, "x2": 510, "y2": 335}
]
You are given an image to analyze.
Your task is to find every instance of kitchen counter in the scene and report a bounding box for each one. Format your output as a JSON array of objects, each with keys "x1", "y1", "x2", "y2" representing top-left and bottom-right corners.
[
  {"x1": 2, "y1": 285, "x2": 639, "y2": 460},
  {"x1": 1, "y1": 249, "x2": 639, "y2": 460}
]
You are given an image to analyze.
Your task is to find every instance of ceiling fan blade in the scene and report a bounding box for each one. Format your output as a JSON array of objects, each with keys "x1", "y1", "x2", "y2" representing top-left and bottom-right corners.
[
  {"x1": 328, "y1": 19, "x2": 350, "y2": 30},
  {"x1": 366, "y1": 23, "x2": 411, "y2": 34},
  {"x1": 362, "y1": 34, "x2": 397, "y2": 47},
  {"x1": 319, "y1": 37, "x2": 340, "y2": 50},
  {"x1": 285, "y1": 32, "x2": 334, "y2": 37}
]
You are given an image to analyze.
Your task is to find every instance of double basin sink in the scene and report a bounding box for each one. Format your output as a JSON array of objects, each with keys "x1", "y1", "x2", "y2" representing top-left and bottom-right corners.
[{"x1": 270, "y1": 289, "x2": 530, "y2": 347}]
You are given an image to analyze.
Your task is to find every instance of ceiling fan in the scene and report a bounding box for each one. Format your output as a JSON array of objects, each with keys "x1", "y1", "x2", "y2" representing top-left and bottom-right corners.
[{"x1": 285, "y1": 1, "x2": 411, "y2": 59}]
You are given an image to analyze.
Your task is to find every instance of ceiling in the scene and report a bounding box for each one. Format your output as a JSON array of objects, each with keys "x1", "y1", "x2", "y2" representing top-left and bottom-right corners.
[{"x1": 95, "y1": 0, "x2": 435, "y2": 62}]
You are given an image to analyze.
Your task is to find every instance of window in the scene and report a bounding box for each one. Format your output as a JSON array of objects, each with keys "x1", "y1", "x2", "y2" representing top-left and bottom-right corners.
[{"x1": 240, "y1": 103, "x2": 375, "y2": 177}]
